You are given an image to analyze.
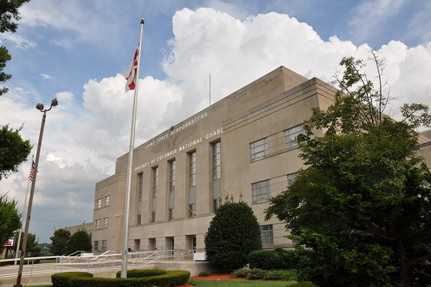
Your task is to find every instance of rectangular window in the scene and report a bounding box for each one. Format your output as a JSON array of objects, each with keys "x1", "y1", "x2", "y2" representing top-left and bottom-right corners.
[
  {"x1": 152, "y1": 166, "x2": 159, "y2": 197},
  {"x1": 96, "y1": 198, "x2": 102, "y2": 208},
  {"x1": 189, "y1": 203, "x2": 196, "y2": 217},
  {"x1": 212, "y1": 141, "x2": 222, "y2": 212},
  {"x1": 252, "y1": 180, "x2": 271, "y2": 201},
  {"x1": 149, "y1": 238, "x2": 156, "y2": 250},
  {"x1": 96, "y1": 219, "x2": 100, "y2": 229},
  {"x1": 284, "y1": 124, "x2": 304, "y2": 148},
  {"x1": 287, "y1": 173, "x2": 298, "y2": 187},
  {"x1": 101, "y1": 240, "x2": 107, "y2": 251},
  {"x1": 260, "y1": 225, "x2": 274, "y2": 245},
  {"x1": 212, "y1": 141, "x2": 221, "y2": 180},
  {"x1": 151, "y1": 167, "x2": 158, "y2": 222},
  {"x1": 188, "y1": 152, "x2": 196, "y2": 217},
  {"x1": 168, "y1": 160, "x2": 176, "y2": 220},
  {"x1": 104, "y1": 217, "x2": 108, "y2": 228},
  {"x1": 137, "y1": 172, "x2": 143, "y2": 225},
  {"x1": 250, "y1": 138, "x2": 268, "y2": 160},
  {"x1": 94, "y1": 241, "x2": 99, "y2": 251},
  {"x1": 105, "y1": 195, "x2": 110, "y2": 206}
]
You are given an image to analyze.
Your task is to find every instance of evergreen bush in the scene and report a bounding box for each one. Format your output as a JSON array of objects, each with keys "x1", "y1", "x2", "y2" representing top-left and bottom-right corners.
[
  {"x1": 205, "y1": 198, "x2": 262, "y2": 271},
  {"x1": 231, "y1": 267, "x2": 249, "y2": 278},
  {"x1": 264, "y1": 269, "x2": 297, "y2": 281},
  {"x1": 248, "y1": 248, "x2": 299, "y2": 270},
  {"x1": 52, "y1": 269, "x2": 189, "y2": 287},
  {"x1": 246, "y1": 268, "x2": 266, "y2": 280},
  {"x1": 51, "y1": 272, "x2": 93, "y2": 287}
]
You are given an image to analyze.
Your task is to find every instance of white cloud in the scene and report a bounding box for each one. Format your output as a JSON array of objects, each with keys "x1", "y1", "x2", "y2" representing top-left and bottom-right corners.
[
  {"x1": 40, "y1": 73, "x2": 52, "y2": 80},
  {"x1": 407, "y1": 1, "x2": 431, "y2": 45},
  {"x1": 2, "y1": 5, "x2": 431, "y2": 242},
  {"x1": 0, "y1": 32, "x2": 36, "y2": 49},
  {"x1": 18, "y1": 0, "x2": 130, "y2": 51},
  {"x1": 349, "y1": 0, "x2": 406, "y2": 45}
]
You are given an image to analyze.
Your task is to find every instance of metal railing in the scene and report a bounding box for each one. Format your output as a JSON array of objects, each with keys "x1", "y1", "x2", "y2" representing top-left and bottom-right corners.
[{"x1": 0, "y1": 249, "x2": 203, "y2": 281}]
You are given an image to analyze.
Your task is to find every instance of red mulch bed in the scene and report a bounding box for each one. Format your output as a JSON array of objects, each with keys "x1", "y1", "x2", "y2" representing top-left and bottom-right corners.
[{"x1": 177, "y1": 274, "x2": 247, "y2": 286}]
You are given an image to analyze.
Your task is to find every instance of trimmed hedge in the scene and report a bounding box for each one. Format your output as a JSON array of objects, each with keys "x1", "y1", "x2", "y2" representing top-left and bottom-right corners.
[
  {"x1": 51, "y1": 272, "x2": 93, "y2": 287},
  {"x1": 115, "y1": 269, "x2": 167, "y2": 278},
  {"x1": 52, "y1": 269, "x2": 190, "y2": 287},
  {"x1": 290, "y1": 282, "x2": 319, "y2": 287}
]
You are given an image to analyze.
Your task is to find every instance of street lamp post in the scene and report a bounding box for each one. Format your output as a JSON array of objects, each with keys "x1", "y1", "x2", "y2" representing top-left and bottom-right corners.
[{"x1": 14, "y1": 98, "x2": 58, "y2": 287}]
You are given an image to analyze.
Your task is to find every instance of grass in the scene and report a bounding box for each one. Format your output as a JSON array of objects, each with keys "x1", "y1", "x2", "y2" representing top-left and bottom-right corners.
[
  {"x1": 188, "y1": 278, "x2": 297, "y2": 286},
  {"x1": 30, "y1": 279, "x2": 296, "y2": 287}
]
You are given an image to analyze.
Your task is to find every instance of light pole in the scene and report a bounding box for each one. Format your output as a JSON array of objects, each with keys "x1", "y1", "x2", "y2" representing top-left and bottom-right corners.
[{"x1": 14, "y1": 98, "x2": 58, "y2": 287}]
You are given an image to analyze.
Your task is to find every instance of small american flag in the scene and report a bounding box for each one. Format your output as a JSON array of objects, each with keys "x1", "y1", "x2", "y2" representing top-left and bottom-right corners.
[{"x1": 28, "y1": 160, "x2": 37, "y2": 182}]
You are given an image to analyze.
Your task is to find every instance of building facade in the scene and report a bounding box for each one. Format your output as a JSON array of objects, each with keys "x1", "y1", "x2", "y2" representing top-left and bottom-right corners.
[{"x1": 92, "y1": 66, "x2": 431, "y2": 254}]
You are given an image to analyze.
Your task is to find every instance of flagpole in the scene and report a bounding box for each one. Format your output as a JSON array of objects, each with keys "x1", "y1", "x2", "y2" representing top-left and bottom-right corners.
[{"x1": 121, "y1": 18, "x2": 145, "y2": 278}]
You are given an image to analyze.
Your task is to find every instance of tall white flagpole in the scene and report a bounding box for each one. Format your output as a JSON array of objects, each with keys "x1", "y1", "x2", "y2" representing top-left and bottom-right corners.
[{"x1": 121, "y1": 18, "x2": 145, "y2": 278}]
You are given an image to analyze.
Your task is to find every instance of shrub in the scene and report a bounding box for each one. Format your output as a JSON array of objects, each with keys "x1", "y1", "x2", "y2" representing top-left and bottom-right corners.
[
  {"x1": 264, "y1": 269, "x2": 297, "y2": 281},
  {"x1": 53, "y1": 269, "x2": 190, "y2": 287},
  {"x1": 231, "y1": 267, "x2": 249, "y2": 278},
  {"x1": 51, "y1": 272, "x2": 93, "y2": 287},
  {"x1": 248, "y1": 248, "x2": 299, "y2": 270},
  {"x1": 246, "y1": 268, "x2": 266, "y2": 280},
  {"x1": 205, "y1": 199, "x2": 262, "y2": 272},
  {"x1": 290, "y1": 281, "x2": 319, "y2": 287},
  {"x1": 115, "y1": 269, "x2": 166, "y2": 278},
  {"x1": 198, "y1": 271, "x2": 210, "y2": 277}
]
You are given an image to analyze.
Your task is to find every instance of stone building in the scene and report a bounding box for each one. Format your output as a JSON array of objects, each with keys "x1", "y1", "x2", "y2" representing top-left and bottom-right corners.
[{"x1": 91, "y1": 66, "x2": 431, "y2": 254}]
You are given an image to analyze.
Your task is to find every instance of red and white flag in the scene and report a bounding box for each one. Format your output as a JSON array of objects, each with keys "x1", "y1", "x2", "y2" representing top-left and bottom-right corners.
[
  {"x1": 125, "y1": 43, "x2": 140, "y2": 92},
  {"x1": 28, "y1": 160, "x2": 37, "y2": 182}
]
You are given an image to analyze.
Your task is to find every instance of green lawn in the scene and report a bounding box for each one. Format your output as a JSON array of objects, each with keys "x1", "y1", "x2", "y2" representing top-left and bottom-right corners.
[
  {"x1": 30, "y1": 279, "x2": 295, "y2": 287},
  {"x1": 188, "y1": 278, "x2": 296, "y2": 286}
]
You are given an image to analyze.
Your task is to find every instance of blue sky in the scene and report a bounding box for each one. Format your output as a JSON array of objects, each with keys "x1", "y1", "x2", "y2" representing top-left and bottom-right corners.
[{"x1": 0, "y1": 0, "x2": 430, "y2": 243}]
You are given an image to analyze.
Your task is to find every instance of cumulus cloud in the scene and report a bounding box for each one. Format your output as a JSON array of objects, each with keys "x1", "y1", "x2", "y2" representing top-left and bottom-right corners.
[{"x1": 2, "y1": 5, "x2": 431, "y2": 242}]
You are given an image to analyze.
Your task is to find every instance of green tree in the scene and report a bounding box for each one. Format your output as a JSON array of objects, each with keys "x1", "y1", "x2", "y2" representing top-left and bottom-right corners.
[
  {"x1": 205, "y1": 197, "x2": 262, "y2": 272},
  {"x1": 0, "y1": 194, "x2": 20, "y2": 254},
  {"x1": 49, "y1": 228, "x2": 70, "y2": 255},
  {"x1": 266, "y1": 54, "x2": 431, "y2": 287},
  {"x1": 0, "y1": 0, "x2": 30, "y2": 95},
  {"x1": 0, "y1": 124, "x2": 32, "y2": 180},
  {"x1": 66, "y1": 230, "x2": 92, "y2": 254}
]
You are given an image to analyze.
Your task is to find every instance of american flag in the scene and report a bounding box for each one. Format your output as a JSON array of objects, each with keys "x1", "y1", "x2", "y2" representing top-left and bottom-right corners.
[
  {"x1": 124, "y1": 43, "x2": 140, "y2": 92},
  {"x1": 28, "y1": 160, "x2": 37, "y2": 182}
]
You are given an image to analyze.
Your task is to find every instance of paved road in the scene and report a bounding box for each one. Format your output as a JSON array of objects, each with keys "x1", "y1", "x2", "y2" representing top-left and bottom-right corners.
[{"x1": 0, "y1": 263, "x2": 115, "y2": 286}]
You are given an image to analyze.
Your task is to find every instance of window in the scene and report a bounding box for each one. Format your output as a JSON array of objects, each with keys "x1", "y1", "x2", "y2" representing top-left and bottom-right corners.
[
  {"x1": 212, "y1": 141, "x2": 222, "y2": 212},
  {"x1": 168, "y1": 160, "x2": 176, "y2": 220},
  {"x1": 250, "y1": 138, "x2": 268, "y2": 160},
  {"x1": 101, "y1": 240, "x2": 107, "y2": 251},
  {"x1": 104, "y1": 217, "x2": 108, "y2": 228},
  {"x1": 287, "y1": 173, "x2": 298, "y2": 187},
  {"x1": 95, "y1": 219, "x2": 100, "y2": 229},
  {"x1": 151, "y1": 167, "x2": 158, "y2": 222},
  {"x1": 137, "y1": 172, "x2": 143, "y2": 225},
  {"x1": 188, "y1": 151, "x2": 196, "y2": 217},
  {"x1": 212, "y1": 141, "x2": 221, "y2": 179},
  {"x1": 260, "y1": 225, "x2": 274, "y2": 245},
  {"x1": 189, "y1": 203, "x2": 196, "y2": 217},
  {"x1": 96, "y1": 196, "x2": 110, "y2": 209},
  {"x1": 252, "y1": 180, "x2": 271, "y2": 201},
  {"x1": 149, "y1": 238, "x2": 156, "y2": 250},
  {"x1": 94, "y1": 241, "x2": 99, "y2": 251},
  {"x1": 284, "y1": 124, "x2": 304, "y2": 148}
]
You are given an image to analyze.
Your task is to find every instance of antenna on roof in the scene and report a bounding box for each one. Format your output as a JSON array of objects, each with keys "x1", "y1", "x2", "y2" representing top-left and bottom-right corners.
[{"x1": 209, "y1": 74, "x2": 211, "y2": 106}]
